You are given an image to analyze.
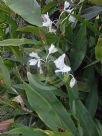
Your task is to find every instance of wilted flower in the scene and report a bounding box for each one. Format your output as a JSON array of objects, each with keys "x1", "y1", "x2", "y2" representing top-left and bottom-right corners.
[{"x1": 54, "y1": 54, "x2": 71, "y2": 73}]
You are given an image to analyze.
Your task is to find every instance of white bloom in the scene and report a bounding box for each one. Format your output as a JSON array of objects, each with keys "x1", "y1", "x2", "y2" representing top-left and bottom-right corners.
[
  {"x1": 48, "y1": 26, "x2": 56, "y2": 33},
  {"x1": 42, "y1": 12, "x2": 52, "y2": 28},
  {"x1": 29, "y1": 52, "x2": 42, "y2": 72},
  {"x1": 29, "y1": 52, "x2": 40, "y2": 59},
  {"x1": 64, "y1": 1, "x2": 70, "y2": 11},
  {"x1": 54, "y1": 54, "x2": 71, "y2": 73},
  {"x1": 42, "y1": 12, "x2": 56, "y2": 33},
  {"x1": 64, "y1": 1, "x2": 72, "y2": 13},
  {"x1": 69, "y1": 14, "x2": 76, "y2": 23},
  {"x1": 70, "y1": 76, "x2": 76, "y2": 88},
  {"x1": 48, "y1": 44, "x2": 58, "y2": 55},
  {"x1": 29, "y1": 59, "x2": 38, "y2": 66}
]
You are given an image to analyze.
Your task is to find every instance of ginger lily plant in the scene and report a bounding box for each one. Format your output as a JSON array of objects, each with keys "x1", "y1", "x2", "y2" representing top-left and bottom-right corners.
[{"x1": 29, "y1": 45, "x2": 76, "y2": 88}]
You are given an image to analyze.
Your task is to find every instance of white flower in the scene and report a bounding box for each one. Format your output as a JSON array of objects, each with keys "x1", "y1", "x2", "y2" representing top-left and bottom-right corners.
[
  {"x1": 42, "y1": 12, "x2": 52, "y2": 28},
  {"x1": 29, "y1": 52, "x2": 42, "y2": 73},
  {"x1": 29, "y1": 59, "x2": 38, "y2": 66},
  {"x1": 54, "y1": 54, "x2": 71, "y2": 73},
  {"x1": 48, "y1": 44, "x2": 58, "y2": 55},
  {"x1": 48, "y1": 26, "x2": 56, "y2": 33},
  {"x1": 64, "y1": 1, "x2": 70, "y2": 11},
  {"x1": 64, "y1": 1, "x2": 72, "y2": 13},
  {"x1": 42, "y1": 12, "x2": 56, "y2": 33},
  {"x1": 69, "y1": 15, "x2": 76, "y2": 23},
  {"x1": 29, "y1": 52, "x2": 40, "y2": 59},
  {"x1": 46, "y1": 44, "x2": 58, "y2": 61},
  {"x1": 70, "y1": 76, "x2": 76, "y2": 88}
]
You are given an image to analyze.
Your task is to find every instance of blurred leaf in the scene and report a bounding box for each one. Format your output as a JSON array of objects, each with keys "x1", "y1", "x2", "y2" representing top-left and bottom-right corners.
[
  {"x1": 84, "y1": 68, "x2": 98, "y2": 117},
  {"x1": 88, "y1": 0, "x2": 102, "y2": 5},
  {"x1": 82, "y1": 6, "x2": 102, "y2": 20},
  {"x1": 75, "y1": 100, "x2": 99, "y2": 136},
  {"x1": 3, "y1": 0, "x2": 42, "y2": 26},
  {"x1": 95, "y1": 37, "x2": 102, "y2": 62},
  {"x1": 70, "y1": 24, "x2": 87, "y2": 71},
  {"x1": 4, "y1": 127, "x2": 48, "y2": 136},
  {"x1": 0, "y1": 57, "x2": 11, "y2": 87},
  {"x1": 0, "y1": 38, "x2": 37, "y2": 46},
  {"x1": 0, "y1": 119, "x2": 14, "y2": 131}
]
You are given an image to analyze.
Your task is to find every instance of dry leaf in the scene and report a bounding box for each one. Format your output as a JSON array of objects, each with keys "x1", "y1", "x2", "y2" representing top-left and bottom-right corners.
[{"x1": 0, "y1": 119, "x2": 14, "y2": 132}]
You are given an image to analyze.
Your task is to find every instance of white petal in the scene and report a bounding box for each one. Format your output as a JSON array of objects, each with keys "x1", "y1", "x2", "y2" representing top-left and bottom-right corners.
[
  {"x1": 69, "y1": 15, "x2": 76, "y2": 23},
  {"x1": 48, "y1": 44, "x2": 58, "y2": 54},
  {"x1": 29, "y1": 52, "x2": 40, "y2": 59},
  {"x1": 64, "y1": 1, "x2": 70, "y2": 11},
  {"x1": 65, "y1": 9, "x2": 73, "y2": 13},
  {"x1": 37, "y1": 60, "x2": 41, "y2": 68},
  {"x1": 48, "y1": 26, "x2": 56, "y2": 33},
  {"x1": 62, "y1": 65, "x2": 71, "y2": 72},
  {"x1": 29, "y1": 59, "x2": 37, "y2": 66},
  {"x1": 42, "y1": 12, "x2": 52, "y2": 27},
  {"x1": 54, "y1": 54, "x2": 66, "y2": 70},
  {"x1": 54, "y1": 54, "x2": 71, "y2": 73},
  {"x1": 70, "y1": 76, "x2": 76, "y2": 88}
]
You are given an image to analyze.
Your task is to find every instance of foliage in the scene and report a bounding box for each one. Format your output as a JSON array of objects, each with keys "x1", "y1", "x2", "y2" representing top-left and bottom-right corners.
[{"x1": 0, "y1": 0, "x2": 102, "y2": 136}]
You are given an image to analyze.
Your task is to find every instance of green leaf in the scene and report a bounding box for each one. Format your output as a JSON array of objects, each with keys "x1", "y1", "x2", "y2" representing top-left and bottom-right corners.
[
  {"x1": 75, "y1": 100, "x2": 98, "y2": 136},
  {"x1": 3, "y1": 0, "x2": 42, "y2": 26},
  {"x1": 0, "y1": 38, "x2": 37, "y2": 46},
  {"x1": 5, "y1": 127, "x2": 48, "y2": 136},
  {"x1": 24, "y1": 82, "x2": 63, "y2": 131},
  {"x1": 88, "y1": 0, "x2": 102, "y2": 5},
  {"x1": 70, "y1": 24, "x2": 87, "y2": 71},
  {"x1": 84, "y1": 68, "x2": 98, "y2": 117},
  {"x1": 0, "y1": 57, "x2": 11, "y2": 87},
  {"x1": 27, "y1": 72, "x2": 79, "y2": 136},
  {"x1": 95, "y1": 37, "x2": 102, "y2": 62},
  {"x1": 82, "y1": 6, "x2": 102, "y2": 20}
]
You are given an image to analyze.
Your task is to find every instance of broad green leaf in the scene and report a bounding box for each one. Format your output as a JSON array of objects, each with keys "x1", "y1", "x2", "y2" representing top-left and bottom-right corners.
[
  {"x1": 0, "y1": 57, "x2": 11, "y2": 87},
  {"x1": 88, "y1": 0, "x2": 102, "y2": 5},
  {"x1": 5, "y1": 127, "x2": 48, "y2": 136},
  {"x1": 82, "y1": 6, "x2": 102, "y2": 20},
  {"x1": 24, "y1": 82, "x2": 63, "y2": 131},
  {"x1": 95, "y1": 37, "x2": 102, "y2": 61},
  {"x1": 84, "y1": 68, "x2": 98, "y2": 117},
  {"x1": 75, "y1": 100, "x2": 98, "y2": 136},
  {"x1": 27, "y1": 72, "x2": 79, "y2": 136},
  {"x1": 17, "y1": 25, "x2": 40, "y2": 37},
  {"x1": 70, "y1": 24, "x2": 87, "y2": 71},
  {"x1": 3, "y1": 0, "x2": 42, "y2": 26},
  {"x1": 48, "y1": 131, "x2": 73, "y2": 136},
  {"x1": 0, "y1": 38, "x2": 37, "y2": 46}
]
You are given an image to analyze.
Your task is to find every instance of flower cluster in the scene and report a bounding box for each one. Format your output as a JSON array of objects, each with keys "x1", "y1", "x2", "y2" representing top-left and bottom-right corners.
[
  {"x1": 42, "y1": 1, "x2": 76, "y2": 33},
  {"x1": 29, "y1": 44, "x2": 76, "y2": 88}
]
